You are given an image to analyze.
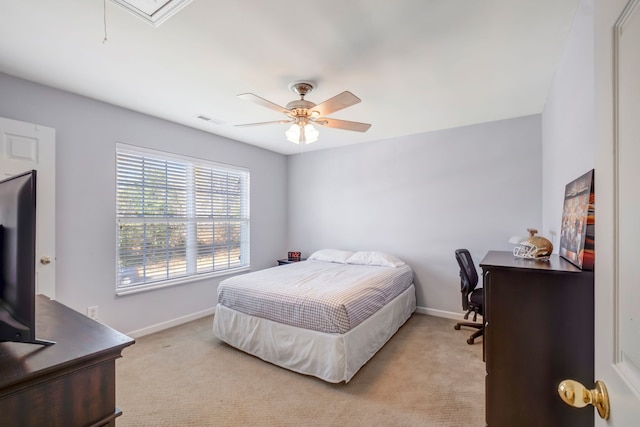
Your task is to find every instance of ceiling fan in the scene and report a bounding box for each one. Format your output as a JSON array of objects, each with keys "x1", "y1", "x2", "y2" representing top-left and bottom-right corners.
[{"x1": 235, "y1": 81, "x2": 371, "y2": 144}]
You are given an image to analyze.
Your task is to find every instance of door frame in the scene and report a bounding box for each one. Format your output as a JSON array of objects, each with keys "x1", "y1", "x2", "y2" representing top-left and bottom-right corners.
[{"x1": 594, "y1": 0, "x2": 640, "y2": 424}]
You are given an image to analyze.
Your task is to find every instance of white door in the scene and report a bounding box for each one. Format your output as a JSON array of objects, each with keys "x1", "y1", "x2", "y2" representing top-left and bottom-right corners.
[
  {"x1": 0, "y1": 117, "x2": 56, "y2": 299},
  {"x1": 593, "y1": 0, "x2": 640, "y2": 424}
]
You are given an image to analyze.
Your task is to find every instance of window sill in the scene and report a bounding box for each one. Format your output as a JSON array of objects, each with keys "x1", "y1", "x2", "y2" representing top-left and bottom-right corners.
[{"x1": 115, "y1": 266, "x2": 250, "y2": 296}]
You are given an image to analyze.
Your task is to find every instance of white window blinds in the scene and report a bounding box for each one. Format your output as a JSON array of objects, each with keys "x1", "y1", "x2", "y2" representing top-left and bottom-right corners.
[{"x1": 116, "y1": 145, "x2": 250, "y2": 293}]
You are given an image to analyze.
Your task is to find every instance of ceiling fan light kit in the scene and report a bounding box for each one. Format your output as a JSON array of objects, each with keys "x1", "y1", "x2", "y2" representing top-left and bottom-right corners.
[
  {"x1": 286, "y1": 123, "x2": 319, "y2": 144},
  {"x1": 236, "y1": 81, "x2": 371, "y2": 145}
]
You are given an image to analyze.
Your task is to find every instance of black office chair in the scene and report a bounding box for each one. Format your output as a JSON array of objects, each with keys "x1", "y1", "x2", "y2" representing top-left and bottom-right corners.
[{"x1": 453, "y1": 249, "x2": 484, "y2": 344}]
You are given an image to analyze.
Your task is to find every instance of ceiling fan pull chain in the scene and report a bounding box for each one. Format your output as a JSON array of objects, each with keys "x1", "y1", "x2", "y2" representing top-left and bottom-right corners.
[
  {"x1": 300, "y1": 125, "x2": 306, "y2": 144},
  {"x1": 103, "y1": 0, "x2": 109, "y2": 44}
]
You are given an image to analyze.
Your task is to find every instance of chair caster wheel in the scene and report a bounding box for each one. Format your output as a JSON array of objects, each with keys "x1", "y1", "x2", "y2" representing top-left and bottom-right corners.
[
  {"x1": 454, "y1": 324, "x2": 461, "y2": 330},
  {"x1": 467, "y1": 338, "x2": 474, "y2": 345}
]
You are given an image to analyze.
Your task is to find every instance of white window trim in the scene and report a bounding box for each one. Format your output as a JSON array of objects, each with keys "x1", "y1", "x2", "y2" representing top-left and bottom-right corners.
[
  {"x1": 115, "y1": 265, "x2": 250, "y2": 296},
  {"x1": 115, "y1": 143, "x2": 250, "y2": 295}
]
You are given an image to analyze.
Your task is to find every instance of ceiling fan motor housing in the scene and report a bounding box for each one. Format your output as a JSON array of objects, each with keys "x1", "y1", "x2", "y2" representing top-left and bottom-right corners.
[{"x1": 286, "y1": 99, "x2": 317, "y2": 115}]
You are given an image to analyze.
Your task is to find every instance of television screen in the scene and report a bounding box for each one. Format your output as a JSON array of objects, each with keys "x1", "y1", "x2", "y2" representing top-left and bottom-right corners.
[{"x1": 0, "y1": 170, "x2": 53, "y2": 345}]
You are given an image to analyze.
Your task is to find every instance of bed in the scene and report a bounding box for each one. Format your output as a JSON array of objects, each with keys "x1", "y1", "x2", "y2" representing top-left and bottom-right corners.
[{"x1": 213, "y1": 249, "x2": 416, "y2": 383}]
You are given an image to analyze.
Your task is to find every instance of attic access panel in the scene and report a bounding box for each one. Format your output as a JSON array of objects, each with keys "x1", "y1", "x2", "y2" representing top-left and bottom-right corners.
[{"x1": 110, "y1": 0, "x2": 192, "y2": 27}]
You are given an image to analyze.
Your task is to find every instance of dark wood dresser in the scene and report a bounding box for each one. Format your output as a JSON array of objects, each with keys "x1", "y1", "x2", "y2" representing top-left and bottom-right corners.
[
  {"x1": 480, "y1": 251, "x2": 594, "y2": 427},
  {"x1": 0, "y1": 295, "x2": 135, "y2": 427}
]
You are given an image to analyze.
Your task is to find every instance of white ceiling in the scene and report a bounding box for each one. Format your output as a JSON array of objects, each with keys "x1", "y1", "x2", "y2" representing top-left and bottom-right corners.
[{"x1": 0, "y1": 0, "x2": 579, "y2": 155}]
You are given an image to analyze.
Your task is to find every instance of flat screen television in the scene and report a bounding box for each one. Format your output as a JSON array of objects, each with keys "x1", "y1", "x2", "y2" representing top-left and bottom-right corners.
[{"x1": 0, "y1": 170, "x2": 54, "y2": 345}]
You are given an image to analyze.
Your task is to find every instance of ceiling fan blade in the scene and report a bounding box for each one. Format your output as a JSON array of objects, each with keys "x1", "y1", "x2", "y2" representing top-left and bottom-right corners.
[
  {"x1": 315, "y1": 118, "x2": 371, "y2": 132},
  {"x1": 238, "y1": 93, "x2": 289, "y2": 114},
  {"x1": 312, "y1": 91, "x2": 361, "y2": 116},
  {"x1": 235, "y1": 119, "x2": 293, "y2": 127}
]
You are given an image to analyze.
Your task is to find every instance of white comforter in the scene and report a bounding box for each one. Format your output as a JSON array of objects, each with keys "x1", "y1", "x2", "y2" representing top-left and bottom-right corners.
[{"x1": 217, "y1": 260, "x2": 414, "y2": 334}]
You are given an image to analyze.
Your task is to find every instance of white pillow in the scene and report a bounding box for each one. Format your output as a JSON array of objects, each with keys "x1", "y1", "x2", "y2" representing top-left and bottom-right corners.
[
  {"x1": 307, "y1": 249, "x2": 354, "y2": 264},
  {"x1": 346, "y1": 251, "x2": 406, "y2": 267}
]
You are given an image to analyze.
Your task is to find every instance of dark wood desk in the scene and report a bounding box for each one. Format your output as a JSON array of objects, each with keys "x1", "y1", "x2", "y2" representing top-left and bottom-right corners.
[
  {"x1": 480, "y1": 251, "x2": 594, "y2": 427},
  {"x1": 0, "y1": 295, "x2": 135, "y2": 427}
]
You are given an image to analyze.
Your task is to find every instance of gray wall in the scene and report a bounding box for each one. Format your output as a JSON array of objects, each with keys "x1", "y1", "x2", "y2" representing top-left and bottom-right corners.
[
  {"x1": 542, "y1": 0, "x2": 596, "y2": 248},
  {"x1": 0, "y1": 72, "x2": 288, "y2": 335},
  {"x1": 287, "y1": 115, "x2": 542, "y2": 316}
]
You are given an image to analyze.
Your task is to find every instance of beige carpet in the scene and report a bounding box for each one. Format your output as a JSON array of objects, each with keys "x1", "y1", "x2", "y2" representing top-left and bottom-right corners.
[{"x1": 116, "y1": 313, "x2": 485, "y2": 426}]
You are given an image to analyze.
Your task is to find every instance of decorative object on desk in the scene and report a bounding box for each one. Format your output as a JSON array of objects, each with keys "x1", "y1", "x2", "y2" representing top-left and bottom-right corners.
[
  {"x1": 288, "y1": 251, "x2": 302, "y2": 261},
  {"x1": 559, "y1": 169, "x2": 595, "y2": 270},
  {"x1": 512, "y1": 228, "x2": 553, "y2": 261}
]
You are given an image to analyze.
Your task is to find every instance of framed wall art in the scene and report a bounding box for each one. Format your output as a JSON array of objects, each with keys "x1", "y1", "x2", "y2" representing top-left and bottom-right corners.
[{"x1": 559, "y1": 169, "x2": 595, "y2": 270}]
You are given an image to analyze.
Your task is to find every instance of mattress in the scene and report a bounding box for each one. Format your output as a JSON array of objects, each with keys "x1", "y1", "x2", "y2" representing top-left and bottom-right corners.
[
  {"x1": 213, "y1": 284, "x2": 416, "y2": 383},
  {"x1": 216, "y1": 260, "x2": 414, "y2": 334}
]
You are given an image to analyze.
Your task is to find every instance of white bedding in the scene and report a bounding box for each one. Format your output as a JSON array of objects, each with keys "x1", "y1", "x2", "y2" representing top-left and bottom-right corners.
[
  {"x1": 214, "y1": 284, "x2": 416, "y2": 383},
  {"x1": 213, "y1": 259, "x2": 416, "y2": 383},
  {"x1": 217, "y1": 260, "x2": 414, "y2": 333}
]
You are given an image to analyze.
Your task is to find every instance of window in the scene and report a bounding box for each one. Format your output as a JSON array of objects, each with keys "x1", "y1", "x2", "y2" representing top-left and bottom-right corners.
[{"x1": 115, "y1": 144, "x2": 250, "y2": 294}]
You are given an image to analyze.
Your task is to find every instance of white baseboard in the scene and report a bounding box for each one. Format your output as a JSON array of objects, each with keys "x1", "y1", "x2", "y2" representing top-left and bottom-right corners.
[
  {"x1": 126, "y1": 305, "x2": 476, "y2": 338},
  {"x1": 125, "y1": 307, "x2": 215, "y2": 338},
  {"x1": 415, "y1": 305, "x2": 482, "y2": 321}
]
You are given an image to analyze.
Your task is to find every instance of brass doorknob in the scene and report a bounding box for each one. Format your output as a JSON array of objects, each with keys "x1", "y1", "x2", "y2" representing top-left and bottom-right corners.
[
  {"x1": 40, "y1": 256, "x2": 52, "y2": 265},
  {"x1": 558, "y1": 379, "x2": 610, "y2": 420}
]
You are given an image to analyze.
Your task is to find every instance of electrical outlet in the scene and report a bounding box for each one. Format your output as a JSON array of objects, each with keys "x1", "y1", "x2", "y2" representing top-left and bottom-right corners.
[{"x1": 87, "y1": 305, "x2": 99, "y2": 320}]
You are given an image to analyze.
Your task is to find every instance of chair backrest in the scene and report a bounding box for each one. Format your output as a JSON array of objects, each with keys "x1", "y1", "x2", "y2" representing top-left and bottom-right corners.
[{"x1": 455, "y1": 249, "x2": 478, "y2": 311}]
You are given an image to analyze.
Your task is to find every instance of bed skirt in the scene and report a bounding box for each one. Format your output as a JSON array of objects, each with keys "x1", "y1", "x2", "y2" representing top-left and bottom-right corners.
[{"x1": 213, "y1": 284, "x2": 416, "y2": 383}]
